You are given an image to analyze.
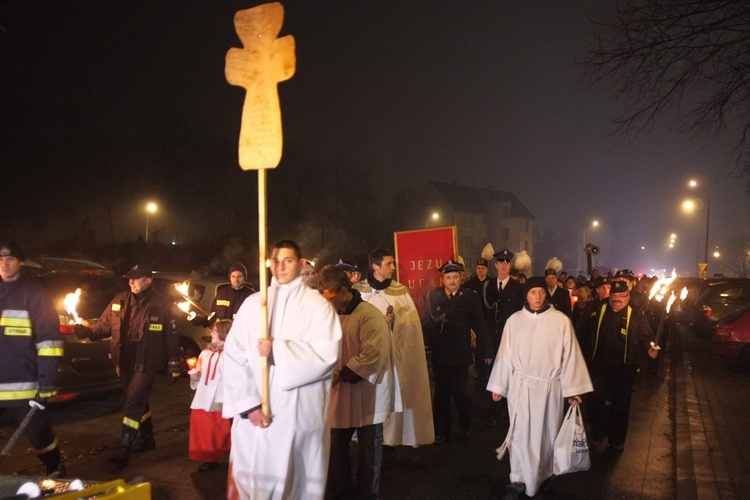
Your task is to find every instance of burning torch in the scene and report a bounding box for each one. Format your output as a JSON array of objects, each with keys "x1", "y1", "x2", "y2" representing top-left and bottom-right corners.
[{"x1": 174, "y1": 282, "x2": 209, "y2": 321}]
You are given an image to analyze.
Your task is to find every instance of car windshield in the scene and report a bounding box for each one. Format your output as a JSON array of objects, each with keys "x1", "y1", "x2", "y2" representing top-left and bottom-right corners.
[{"x1": 36, "y1": 272, "x2": 126, "y2": 320}]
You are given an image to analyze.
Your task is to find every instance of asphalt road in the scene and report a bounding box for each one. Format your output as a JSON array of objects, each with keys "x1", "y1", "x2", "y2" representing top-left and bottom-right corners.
[{"x1": 2, "y1": 324, "x2": 745, "y2": 499}]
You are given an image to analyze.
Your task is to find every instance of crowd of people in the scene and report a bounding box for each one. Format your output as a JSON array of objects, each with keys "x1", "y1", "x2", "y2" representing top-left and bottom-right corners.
[{"x1": 0, "y1": 238, "x2": 669, "y2": 499}]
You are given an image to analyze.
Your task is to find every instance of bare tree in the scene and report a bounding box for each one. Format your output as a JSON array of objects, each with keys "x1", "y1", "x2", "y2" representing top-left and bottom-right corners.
[
  {"x1": 718, "y1": 234, "x2": 750, "y2": 277},
  {"x1": 585, "y1": 1, "x2": 750, "y2": 176}
]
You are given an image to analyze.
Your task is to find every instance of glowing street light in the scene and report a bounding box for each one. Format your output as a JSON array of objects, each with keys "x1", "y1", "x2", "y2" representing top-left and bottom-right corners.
[
  {"x1": 145, "y1": 202, "x2": 158, "y2": 243},
  {"x1": 688, "y1": 179, "x2": 710, "y2": 276},
  {"x1": 426, "y1": 211, "x2": 440, "y2": 228}
]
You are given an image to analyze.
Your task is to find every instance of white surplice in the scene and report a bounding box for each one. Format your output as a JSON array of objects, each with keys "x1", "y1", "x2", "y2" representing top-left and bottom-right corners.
[
  {"x1": 222, "y1": 276, "x2": 342, "y2": 500},
  {"x1": 487, "y1": 306, "x2": 593, "y2": 497},
  {"x1": 354, "y1": 280, "x2": 434, "y2": 446}
]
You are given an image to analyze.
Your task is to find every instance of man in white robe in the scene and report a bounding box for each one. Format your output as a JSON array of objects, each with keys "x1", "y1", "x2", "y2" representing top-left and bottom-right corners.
[
  {"x1": 354, "y1": 247, "x2": 435, "y2": 447},
  {"x1": 222, "y1": 240, "x2": 342, "y2": 500},
  {"x1": 487, "y1": 276, "x2": 593, "y2": 497}
]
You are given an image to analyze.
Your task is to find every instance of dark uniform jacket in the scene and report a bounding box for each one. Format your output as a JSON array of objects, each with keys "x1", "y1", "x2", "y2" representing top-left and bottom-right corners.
[
  {"x1": 209, "y1": 283, "x2": 255, "y2": 323},
  {"x1": 577, "y1": 301, "x2": 654, "y2": 367},
  {"x1": 89, "y1": 286, "x2": 179, "y2": 373},
  {"x1": 422, "y1": 286, "x2": 493, "y2": 367},
  {"x1": 547, "y1": 286, "x2": 572, "y2": 318},
  {"x1": 0, "y1": 276, "x2": 63, "y2": 406},
  {"x1": 481, "y1": 277, "x2": 524, "y2": 350}
]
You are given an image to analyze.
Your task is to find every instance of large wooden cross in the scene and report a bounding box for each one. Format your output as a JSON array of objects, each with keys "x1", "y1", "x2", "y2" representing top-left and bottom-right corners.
[{"x1": 225, "y1": 2, "x2": 296, "y2": 421}]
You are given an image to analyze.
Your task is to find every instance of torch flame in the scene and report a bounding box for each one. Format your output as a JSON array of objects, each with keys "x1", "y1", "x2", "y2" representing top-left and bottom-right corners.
[
  {"x1": 63, "y1": 288, "x2": 83, "y2": 324},
  {"x1": 173, "y1": 280, "x2": 207, "y2": 320},
  {"x1": 665, "y1": 292, "x2": 678, "y2": 314},
  {"x1": 186, "y1": 357, "x2": 198, "y2": 370},
  {"x1": 680, "y1": 287, "x2": 688, "y2": 301},
  {"x1": 648, "y1": 269, "x2": 677, "y2": 302}
]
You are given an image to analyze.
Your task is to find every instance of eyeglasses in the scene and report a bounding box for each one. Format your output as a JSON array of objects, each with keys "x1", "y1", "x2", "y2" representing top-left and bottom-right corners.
[{"x1": 301, "y1": 271, "x2": 316, "y2": 277}]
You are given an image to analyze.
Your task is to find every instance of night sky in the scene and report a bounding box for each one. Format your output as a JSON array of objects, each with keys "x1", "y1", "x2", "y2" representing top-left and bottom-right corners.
[{"x1": 1, "y1": 1, "x2": 748, "y2": 276}]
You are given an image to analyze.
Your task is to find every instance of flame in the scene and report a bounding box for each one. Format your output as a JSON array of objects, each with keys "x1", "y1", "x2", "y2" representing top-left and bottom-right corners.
[
  {"x1": 648, "y1": 269, "x2": 677, "y2": 301},
  {"x1": 63, "y1": 288, "x2": 83, "y2": 324},
  {"x1": 680, "y1": 287, "x2": 688, "y2": 301},
  {"x1": 665, "y1": 292, "x2": 678, "y2": 314},
  {"x1": 177, "y1": 301, "x2": 191, "y2": 314},
  {"x1": 186, "y1": 357, "x2": 198, "y2": 370},
  {"x1": 175, "y1": 281, "x2": 190, "y2": 297}
]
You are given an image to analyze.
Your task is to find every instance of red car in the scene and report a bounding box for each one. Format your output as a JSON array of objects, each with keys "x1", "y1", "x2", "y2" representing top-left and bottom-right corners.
[{"x1": 712, "y1": 303, "x2": 750, "y2": 364}]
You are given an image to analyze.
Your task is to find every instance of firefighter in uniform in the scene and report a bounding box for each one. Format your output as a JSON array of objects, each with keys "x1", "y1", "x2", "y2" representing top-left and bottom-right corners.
[
  {"x1": 423, "y1": 259, "x2": 493, "y2": 444},
  {"x1": 0, "y1": 241, "x2": 65, "y2": 476},
  {"x1": 192, "y1": 262, "x2": 255, "y2": 327},
  {"x1": 75, "y1": 262, "x2": 180, "y2": 469},
  {"x1": 577, "y1": 280, "x2": 659, "y2": 451},
  {"x1": 481, "y1": 249, "x2": 524, "y2": 426}
]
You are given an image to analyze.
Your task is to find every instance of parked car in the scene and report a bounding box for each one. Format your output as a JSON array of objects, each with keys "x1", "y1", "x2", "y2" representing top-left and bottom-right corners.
[
  {"x1": 30, "y1": 266, "x2": 127, "y2": 402},
  {"x1": 712, "y1": 303, "x2": 750, "y2": 364},
  {"x1": 691, "y1": 279, "x2": 750, "y2": 338},
  {"x1": 149, "y1": 272, "x2": 236, "y2": 371}
]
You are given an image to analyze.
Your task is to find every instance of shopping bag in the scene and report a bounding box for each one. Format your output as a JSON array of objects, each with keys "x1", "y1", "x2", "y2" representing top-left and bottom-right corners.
[{"x1": 553, "y1": 404, "x2": 590, "y2": 475}]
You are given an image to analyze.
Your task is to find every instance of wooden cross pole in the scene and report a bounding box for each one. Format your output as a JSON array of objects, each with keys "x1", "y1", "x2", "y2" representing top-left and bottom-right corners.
[{"x1": 225, "y1": 2, "x2": 295, "y2": 421}]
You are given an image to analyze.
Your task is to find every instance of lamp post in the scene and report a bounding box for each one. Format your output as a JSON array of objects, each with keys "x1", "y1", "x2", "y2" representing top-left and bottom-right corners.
[
  {"x1": 688, "y1": 179, "x2": 710, "y2": 277},
  {"x1": 145, "y1": 202, "x2": 158, "y2": 243},
  {"x1": 582, "y1": 219, "x2": 599, "y2": 272}
]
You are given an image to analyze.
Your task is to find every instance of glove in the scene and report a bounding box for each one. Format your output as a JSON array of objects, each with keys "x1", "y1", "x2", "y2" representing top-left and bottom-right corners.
[
  {"x1": 36, "y1": 385, "x2": 56, "y2": 404},
  {"x1": 74, "y1": 324, "x2": 92, "y2": 340},
  {"x1": 339, "y1": 365, "x2": 363, "y2": 384},
  {"x1": 167, "y1": 361, "x2": 181, "y2": 385}
]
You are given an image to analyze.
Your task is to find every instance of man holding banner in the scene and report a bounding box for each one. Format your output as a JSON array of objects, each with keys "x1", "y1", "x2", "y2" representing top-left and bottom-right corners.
[
  {"x1": 354, "y1": 248, "x2": 435, "y2": 448},
  {"x1": 222, "y1": 240, "x2": 342, "y2": 500}
]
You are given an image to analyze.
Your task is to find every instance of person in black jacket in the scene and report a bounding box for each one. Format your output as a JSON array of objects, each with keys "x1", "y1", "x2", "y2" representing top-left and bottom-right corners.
[
  {"x1": 481, "y1": 249, "x2": 524, "y2": 426},
  {"x1": 0, "y1": 241, "x2": 65, "y2": 476},
  {"x1": 545, "y1": 268, "x2": 572, "y2": 317},
  {"x1": 423, "y1": 260, "x2": 493, "y2": 444},
  {"x1": 192, "y1": 263, "x2": 255, "y2": 327},
  {"x1": 577, "y1": 280, "x2": 659, "y2": 451},
  {"x1": 76, "y1": 262, "x2": 180, "y2": 470}
]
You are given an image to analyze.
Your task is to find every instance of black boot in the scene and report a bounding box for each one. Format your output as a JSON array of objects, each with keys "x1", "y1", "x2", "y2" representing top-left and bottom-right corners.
[
  {"x1": 108, "y1": 425, "x2": 137, "y2": 470},
  {"x1": 131, "y1": 417, "x2": 156, "y2": 453},
  {"x1": 38, "y1": 445, "x2": 65, "y2": 477}
]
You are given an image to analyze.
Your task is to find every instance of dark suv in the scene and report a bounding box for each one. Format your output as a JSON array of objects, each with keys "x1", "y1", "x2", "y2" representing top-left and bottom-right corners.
[
  {"x1": 691, "y1": 279, "x2": 750, "y2": 338},
  {"x1": 32, "y1": 268, "x2": 127, "y2": 402}
]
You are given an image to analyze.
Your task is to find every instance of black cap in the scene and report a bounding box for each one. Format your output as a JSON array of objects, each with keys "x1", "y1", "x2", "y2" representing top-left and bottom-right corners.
[
  {"x1": 439, "y1": 259, "x2": 464, "y2": 274},
  {"x1": 228, "y1": 262, "x2": 248, "y2": 279},
  {"x1": 523, "y1": 276, "x2": 547, "y2": 295},
  {"x1": 476, "y1": 258, "x2": 489, "y2": 267},
  {"x1": 0, "y1": 241, "x2": 25, "y2": 261},
  {"x1": 614, "y1": 269, "x2": 634, "y2": 280},
  {"x1": 493, "y1": 249, "x2": 514, "y2": 262},
  {"x1": 610, "y1": 281, "x2": 629, "y2": 294},
  {"x1": 124, "y1": 263, "x2": 153, "y2": 279},
  {"x1": 544, "y1": 268, "x2": 557, "y2": 276},
  {"x1": 593, "y1": 276, "x2": 610, "y2": 288},
  {"x1": 334, "y1": 259, "x2": 355, "y2": 272}
]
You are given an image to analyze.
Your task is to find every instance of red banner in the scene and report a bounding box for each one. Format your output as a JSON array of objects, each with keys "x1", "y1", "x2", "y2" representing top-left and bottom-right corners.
[{"x1": 394, "y1": 226, "x2": 457, "y2": 316}]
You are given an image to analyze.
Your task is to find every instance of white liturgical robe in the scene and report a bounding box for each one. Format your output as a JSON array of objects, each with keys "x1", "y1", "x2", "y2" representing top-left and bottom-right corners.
[
  {"x1": 355, "y1": 279, "x2": 434, "y2": 446},
  {"x1": 487, "y1": 306, "x2": 593, "y2": 497},
  {"x1": 222, "y1": 276, "x2": 342, "y2": 500}
]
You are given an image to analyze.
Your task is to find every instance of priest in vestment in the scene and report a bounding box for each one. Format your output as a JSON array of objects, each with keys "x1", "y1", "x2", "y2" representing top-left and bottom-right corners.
[{"x1": 354, "y1": 248, "x2": 435, "y2": 447}]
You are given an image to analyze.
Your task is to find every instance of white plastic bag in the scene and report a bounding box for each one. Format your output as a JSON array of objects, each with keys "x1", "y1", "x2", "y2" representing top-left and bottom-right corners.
[{"x1": 553, "y1": 405, "x2": 590, "y2": 475}]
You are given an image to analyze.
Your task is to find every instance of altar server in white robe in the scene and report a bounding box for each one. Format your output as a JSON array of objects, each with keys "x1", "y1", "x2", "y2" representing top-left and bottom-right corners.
[
  {"x1": 487, "y1": 276, "x2": 593, "y2": 497},
  {"x1": 222, "y1": 240, "x2": 342, "y2": 500}
]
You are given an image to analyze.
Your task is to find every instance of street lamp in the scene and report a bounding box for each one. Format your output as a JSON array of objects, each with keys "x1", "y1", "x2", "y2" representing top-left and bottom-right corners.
[
  {"x1": 426, "y1": 211, "x2": 440, "y2": 228},
  {"x1": 582, "y1": 219, "x2": 600, "y2": 272},
  {"x1": 145, "y1": 202, "x2": 158, "y2": 243},
  {"x1": 688, "y1": 179, "x2": 710, "y2": 277}
]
